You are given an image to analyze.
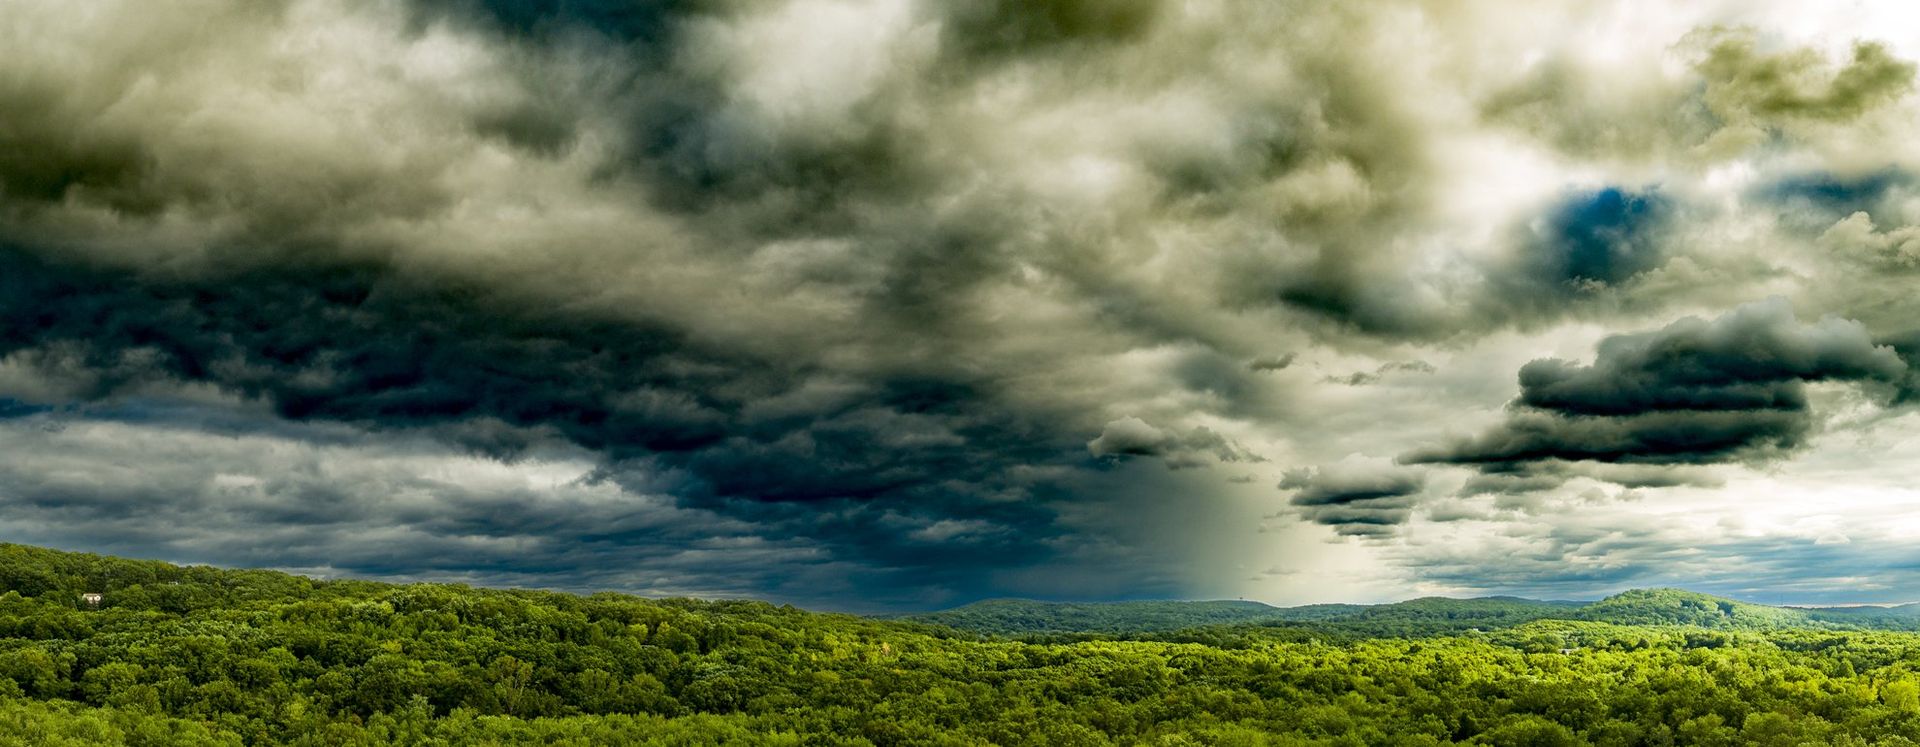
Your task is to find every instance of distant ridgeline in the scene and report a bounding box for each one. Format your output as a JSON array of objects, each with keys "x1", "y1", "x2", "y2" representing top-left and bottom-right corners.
[
  {"x1": 900, "y1": 587, "x2": 1920, "y2": 638},
  {"x1": 8, "y1": 543, "x2": 1920, "y2": 744}
]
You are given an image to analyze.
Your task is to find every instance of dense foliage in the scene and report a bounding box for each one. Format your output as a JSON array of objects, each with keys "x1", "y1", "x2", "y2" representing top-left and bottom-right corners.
[{"x1": 9, "y1": 544, "x2": 1920, "y2": 744}]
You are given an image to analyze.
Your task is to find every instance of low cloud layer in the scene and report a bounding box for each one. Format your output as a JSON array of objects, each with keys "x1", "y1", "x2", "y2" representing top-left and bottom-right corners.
[
  {"x1": 1406, "y1": 300, "x2": 1906, "y2": 473},
  {"x1": 1279, "y1": 458, "x2": 1425, "y2": 538}
]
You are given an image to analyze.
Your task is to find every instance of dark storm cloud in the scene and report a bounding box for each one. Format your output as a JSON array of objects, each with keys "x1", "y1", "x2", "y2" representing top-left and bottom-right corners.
[
  {"x1": 1278, "y1": 461, "x2": 1424, "y2": 536},
  {"x1": 938, "y1": 0, "x2": 1163, "y2": 70},
  {"x1": 1086, "y1": 417, "x2": 1260, "y2": 469},
  {"x1": 0, "y1": 245, "x2": 1095, "y2": 599},
  {"x1": 410, "y1": 0, "x2": 702, "y2": 42},
  {"x1": 1406, "y1": 299, "x2": 1905, "y2": 472},
  {"x1": 1, "y1": 0, "x2": 1371, "y2": 607},
  {"x1": 1512, "y1": 300, "x2": 1900, "y2": 415},
  {"x1": 0, "y1": 248, "x2": 721, "y2": 455}
]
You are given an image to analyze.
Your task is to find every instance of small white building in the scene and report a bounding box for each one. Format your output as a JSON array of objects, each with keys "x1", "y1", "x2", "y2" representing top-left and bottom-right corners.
[{"x1": 80, "y1": 593, "x2": 102, "y2": 608}]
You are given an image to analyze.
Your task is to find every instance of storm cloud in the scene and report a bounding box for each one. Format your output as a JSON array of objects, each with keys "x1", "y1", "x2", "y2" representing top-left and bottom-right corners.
[
  {"x1": 1279, "y1": 458, "x2": 1425, "y2": 537},
  {"x1": 6, "y1": 0, "x2": 1920, "y2": 607},
  {"x1": 1086, "y1": 417, "x2": 1260, "y2": 469},
  {"x1": 1405, "y1": 299, "x2": 1906, "y2": 472}
]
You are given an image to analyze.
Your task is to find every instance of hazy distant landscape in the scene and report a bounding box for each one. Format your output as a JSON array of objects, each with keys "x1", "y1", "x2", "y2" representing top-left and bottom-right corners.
[
  {"x1": 7, "y1": 543, "x2": 1920, "y2": 745},
  {"x1": 902, "y1": 591, "x2": 1920, "y2": 638}
]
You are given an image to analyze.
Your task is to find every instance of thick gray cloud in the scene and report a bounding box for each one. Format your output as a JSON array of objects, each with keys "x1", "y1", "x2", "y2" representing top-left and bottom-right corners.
[
  {"x1": 0, "y1": 247, "x2": 1106, "y2": 603},
  {"x1": 1086, "y1": 417, "x2": 1259, "y2": 469},
  {"x1": 0, "y1": 407, "x2": 877, "y2": 603},
  {"x1": 1406, "y1": 299, "x2": 1905, "y2": 472},
  {"x1": 1278, "y1": 459, "x2": 1424, "y2": 537}
]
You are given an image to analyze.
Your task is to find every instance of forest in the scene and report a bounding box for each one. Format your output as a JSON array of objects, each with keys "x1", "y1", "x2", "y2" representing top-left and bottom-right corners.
[{"x1": 5, "y1": 543, "x2": 1920, "y2": 745}]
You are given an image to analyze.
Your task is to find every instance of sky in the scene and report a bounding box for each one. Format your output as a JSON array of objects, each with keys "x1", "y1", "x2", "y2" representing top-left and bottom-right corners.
[{"x1": 7, "y1": 0, "x2": 1920, "y2": 611}]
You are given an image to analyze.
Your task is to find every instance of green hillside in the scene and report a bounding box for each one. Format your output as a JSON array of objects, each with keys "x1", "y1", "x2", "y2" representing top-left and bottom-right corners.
[
  {"x1": 911, "y1": 587, "x2": 1920, "y2": 640},
  {"x1": 1804, "y1": 603, "x2": 1920, "y2": 630},
  {"x1": 1335, "y1": 596, "x2": 1584, "y2": 636},
  {"x1": 7, "y1": 543, "x2": 1920, "y2": 744},
  {"x1": 1574, "y1": 588, "x2": 1815, "y2": 629}
]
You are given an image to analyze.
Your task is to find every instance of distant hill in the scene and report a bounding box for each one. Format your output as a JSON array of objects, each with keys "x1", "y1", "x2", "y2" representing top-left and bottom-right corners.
[
  {"x1": 895, "y1": 598, "x2": 1328, "y2": 635},
  {"x1": 1574, "y1": 588, "x2": 1812, "y2": 629},
  {"x1": 903, "y1": 589, "x2": 1920, "y2": 637},
  {"x1": 1807, "y1": 603, "x2": 1920, "y2": 617},
  {"x1": 902, "y1": 595, "x2": 1584, "y2": 636},
  {"x1": 1802, "y1": 602, "x2": 1920, "y2": 630},
  {"x1": 1334, "y1": 596, "x2": 1585, "y2": 636}
]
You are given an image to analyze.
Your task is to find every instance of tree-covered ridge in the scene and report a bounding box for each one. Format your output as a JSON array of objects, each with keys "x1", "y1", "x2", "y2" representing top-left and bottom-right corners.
[
  {"x1": 1571, "y1": 588, "x2": 1814, "y2": 629},
  {"x1": 9, "y1": 543, "x2": 1920, "y2": 744},
  {"x1": 913, "y1": 590, "x2": 1844, "y2": 638},
  {"x1": 912, "y1": 588, "x2": 1920, "y2": 638},
  {"x1": 899, "y1": 596, "x2": 1592, "y2": 638},
  {"x1": 1804, "y1": 603, "x2": 1920, "y2": 631},
  {"x1": 1332, "y1": 597, "x2": 1586, "y2": 638},
  {"x1": 894, "y1": 599, "x2": 1347, "y2": 635}
]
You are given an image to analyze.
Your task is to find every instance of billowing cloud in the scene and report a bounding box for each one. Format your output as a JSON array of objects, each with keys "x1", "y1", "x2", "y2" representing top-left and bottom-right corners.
[
  {"x1": 1279, "y1": 457, "x2": 1425, "y2": 537},
  {"x1": 1818, "y1": 211, "x2": 1920, "y2": 269},
  {"x1": 1087, "y1": 416, "x2": 1260, "y2": 469},
  {"x1": 1406, "y1": 299, "x2": 1905, "y2": 472},
  {"x1": 1695, "y1": 30, "x2": 1916, "y2": 127}
]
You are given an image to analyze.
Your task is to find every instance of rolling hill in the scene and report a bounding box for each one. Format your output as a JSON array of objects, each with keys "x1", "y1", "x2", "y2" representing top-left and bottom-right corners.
[
  {"x1": 893, "y1": 598, "x2": 1353, "y2": 635},
  {"x1": 902, "y1": 587, "x2": 1920, "y2": 636},
  {"x1": 1572, "y1": 588, "x2": 1813, "y2": 629}
]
